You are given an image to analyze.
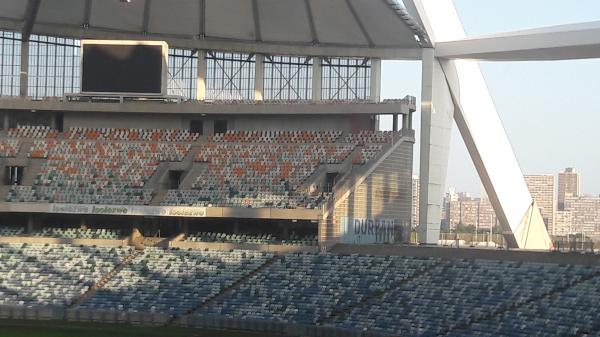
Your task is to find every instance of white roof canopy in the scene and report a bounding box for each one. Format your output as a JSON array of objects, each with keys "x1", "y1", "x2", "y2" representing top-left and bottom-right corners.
[{"x1": 0, "y1": 0, "x2": 429, "y2": 59}]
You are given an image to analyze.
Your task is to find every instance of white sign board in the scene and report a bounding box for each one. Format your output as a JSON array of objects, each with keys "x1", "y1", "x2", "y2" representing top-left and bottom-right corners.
[
  {"x1": 340, "y1": 217, "x2": 400, "y2": 244},
  {"x1": 48, "y1": 204, "x2": 207, "y2": 217}
]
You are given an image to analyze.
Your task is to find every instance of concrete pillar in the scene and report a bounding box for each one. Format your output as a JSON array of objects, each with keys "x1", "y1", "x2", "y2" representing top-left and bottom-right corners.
[
  {"x1": 282, "y1": 224, "x2": 290, "y2": 240},
  {"x1": 254, "y1": 54, "x2": 264, "y2": 101},
  {"x1": 369, "y1": 58, "x2": 381, "y2": 102},
  {"x1": 409, "y1": 111, "x2": 413, "y2": 129},
  {"x1": 418, "y1": 48, "x2": 454, "y2": 245},
  {"x1": 19, "y1": 41, "x2": 29, "y2": 97},
  {"x1": 392, "y1": 114, "x2": 398, "y2": 131},
  {"x1": 50, "y1": 112, "x2": 57, "y2": 129},
  {"x1": 196, "y1": 51, "x2": 206, "y2": 101},
  {"x1": 3, "y1": 112, "x2": 9, "y2": 130},
  {"x1": 312, "y1": 57, "x2": 322, "y2": 101},
  {"x1": 183, "y1": 219, "x2": 189, "y2": 234},
  {"x1": 27, "y1": 214, "x2": 34, "y2": 233}
]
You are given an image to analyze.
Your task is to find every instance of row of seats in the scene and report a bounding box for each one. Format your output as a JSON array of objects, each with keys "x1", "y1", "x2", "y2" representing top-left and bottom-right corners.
[
  {"x1": 0, "y1": 243, "x2": 133, "y2": 307},
  {"x1": 0, "y1": 227, "x2": 24, "y2": 236},
  {"x1": 80, "y1": 247, "x2": 273, "y2": 315},
  {"x1": 7, "y1": 185, "x2": 153, "y2": 205},
  {"x1": 211, "y1": 130, "x2": 342, "y2": 143},
  {"x1": 161, "y1": 189, "x2": 331, "y2": 209},
  {"x1": 30, "y1": 228, "x2": 122, "y2": 240},
  {"x1": 344, "y1": 130, "x2": 395, "y2": 145},
  {"x1": 0, "y1": 138, "x2": 20, "y2": 157},
  {"x1": 185, "y1": 232, "x2": 317, "y2": 246},
  {"x1": 7, "y1": 125, "x2": 58, "y2": 139},
  {"x1": 186, "y1": 232, "x2": 276, "y2": 245},
  {"x1": 200, "y1": 99, "x2": 383, "y2": 104},
  {"x1": 65, "y1": 127, "x2": 200, "y2": 142},
  {"x1": 29, "y1": 139, "x2": 189, "y2": 162}
]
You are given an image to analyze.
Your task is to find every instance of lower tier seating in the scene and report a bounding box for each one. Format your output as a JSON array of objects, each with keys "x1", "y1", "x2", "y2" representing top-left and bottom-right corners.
[
  {"x1": 185, "y1": 232, "x2": 318, "y2": 246},
  {"x1": 200, "y1": 253, "x2": 438, "y2": 324},
  {"x1": 0, "y1": 227, "x2": 24, "y2": 236},
  {"x1": 79, "y1": 248, "x2": 274, "y2": 315},
  {"x1": 332, "y1": 259, "x2": 596, "y2": 336},
  {"x1": 186, "y1": 232, "x2": 276, "y2": 245},
  {"x1": 0, "y1": 243, "x2": 133, "y2": 307},
  {"x1": 444, "y1": 269, "x2": 600, "y2": 337},
  {"x1": 0, "y1": 243, "x2": 599, "y2": 336}
]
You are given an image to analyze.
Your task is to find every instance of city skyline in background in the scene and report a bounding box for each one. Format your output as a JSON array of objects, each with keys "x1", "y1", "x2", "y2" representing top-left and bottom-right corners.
[
  {"x1": 412, "y1": 166, "x2": 600, "y2": 241},
  {"x1": 380, "y1": 0, "x2": 600, "y2": 196}
]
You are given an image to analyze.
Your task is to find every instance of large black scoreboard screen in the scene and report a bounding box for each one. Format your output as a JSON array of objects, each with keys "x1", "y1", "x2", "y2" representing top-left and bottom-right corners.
[{"x1": 81, "y1": 41, "x2": 166, "y2": 95}]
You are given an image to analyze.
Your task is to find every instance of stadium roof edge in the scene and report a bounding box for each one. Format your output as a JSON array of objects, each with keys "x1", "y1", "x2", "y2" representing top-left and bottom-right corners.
[{"x1": 0, "y1": 0, "x2": 429, "y2": 60}]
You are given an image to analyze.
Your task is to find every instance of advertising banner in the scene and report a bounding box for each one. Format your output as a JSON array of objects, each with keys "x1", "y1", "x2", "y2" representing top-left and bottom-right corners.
[
  {"x1": 339, "y1": 217, "x2": 402, "y2": 244},
  {"x1": 48, "y1": 204, "x2": 207, "y2": 217}
]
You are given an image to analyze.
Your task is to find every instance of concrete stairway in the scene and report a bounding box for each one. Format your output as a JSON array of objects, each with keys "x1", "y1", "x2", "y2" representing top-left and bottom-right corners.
[
  {"x1": 67, "y1": 249, "x2": 144, "y2": 309},
  {"x1": 147, "y1": 163, "x2": 169, "y2": 206},
  {"x1": 179, "y1": 163, "x2": 207, "y2": 190}
]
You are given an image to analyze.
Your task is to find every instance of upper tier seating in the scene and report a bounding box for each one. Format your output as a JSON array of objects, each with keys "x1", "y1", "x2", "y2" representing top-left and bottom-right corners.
[
  {"x1": 0, "y1": 227, "x2": 24, "y2": 236},
  {"x1": 3, "y1": 129, "x2": 396, "y2": 207},
  {"x1": 200, "y1": 253, "x2": 437, "y2": 324},
  {"x1": 332, "y1": 259, "x2": 597, "y2": 336},
  {"x1": 65, "y1": 127, "x2": 199, "y2": 142},
  {"x1": 7, "y1": 125, "x2": 58, "y2": 139},
  {"x1": 80, "y1": 247, "x2": 273, "y2": 315},
  {"x1": 353, "y1": 144, "x2": 384, "y2": 165},
  {"x1": 0, "y1": 138, "x2": 20, "y2": 158},
  {"x1": 161, "y1": 130, "x2": 397, "y2": 209},
  {"x1": 0, "y1": 243, "x2": 133, "y2": 307},
  {"x1": 31, "y1": 227, "x2": 122, "y2": 240},
  {"x1": 7, "y1": 140, "x2": 190, "y2": 204}
]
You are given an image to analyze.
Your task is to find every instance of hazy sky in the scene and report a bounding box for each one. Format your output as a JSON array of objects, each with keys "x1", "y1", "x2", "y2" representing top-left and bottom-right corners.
[{"x1": 380, "y1": 0, "x2": 600, "y2": 196}]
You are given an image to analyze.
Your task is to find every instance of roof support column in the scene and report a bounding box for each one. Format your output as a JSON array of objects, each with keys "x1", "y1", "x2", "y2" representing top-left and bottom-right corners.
[
  {"x1": 418, "y1": 48, "x2": 454, "y2": 245},
  {"x1": 370, "y1": 58, "x2": 381, "y2": 102},
  {"x1": 19, "y1": 41, "x2": 29, "y2": 97},
  {"x1": 255, "y1": 54, "x2": 264, "y2": 101},
  {"x1": 196, "y1": 51, "x2": 206, "y2": 101},
  {"x1": 312, "y1": 57, "x2": 322, "y2": 101}
]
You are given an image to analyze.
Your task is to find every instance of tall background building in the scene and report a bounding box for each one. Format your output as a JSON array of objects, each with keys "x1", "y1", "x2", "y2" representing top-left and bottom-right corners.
[
  {"x1": 558, "y1": 168, "x2": 580, "y2": 211},
  {"x1": 524, "y1": 175, "x2": 555, "y2": 234},
  {"x1": 439, "y1": 168, "x2": 600, "y2": 242}
]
